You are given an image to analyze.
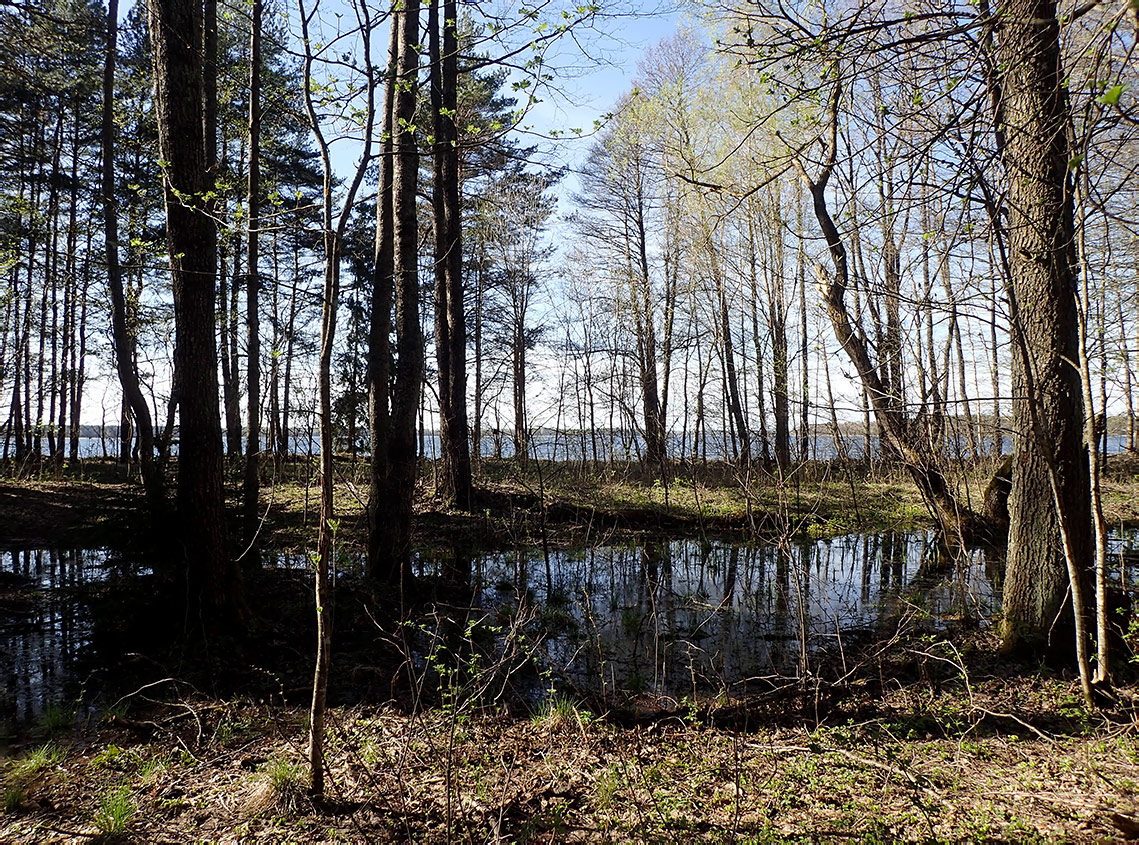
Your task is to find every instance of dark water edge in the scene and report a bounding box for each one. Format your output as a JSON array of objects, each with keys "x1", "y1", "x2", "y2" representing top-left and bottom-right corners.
[{"x1": 4, "y1": 532, "x2": 1136, "y2": 743}]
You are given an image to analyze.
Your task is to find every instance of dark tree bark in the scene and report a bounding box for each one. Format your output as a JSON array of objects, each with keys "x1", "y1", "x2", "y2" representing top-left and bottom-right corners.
[
  {"x1": 512, "y1": 314, "x2": 527, "y2": 463},
  {"x1": 429, "y1": 0, "x2": 472, "y2": 509},
  {"x1": 368, "y1": 0, "x2": 424, "y2": 583},
  {"x1": 104, "y1": 0, "x2": 165, "y2": 510},
  {"x1": 762, "y1": 192, "x2": 791, "y2": 474},
  {"x1": 632, "y1": 186, "x2": 668, "y2": 472},
  {"x1": 991, "y1": 0, "x2": 1093, "y2": 663},
  {"x1": 148, "y1": 0, "x2": 244, "y2": 631},
  {"x1": 243, "y1": 0, "x2": 263, "y2": 548}
]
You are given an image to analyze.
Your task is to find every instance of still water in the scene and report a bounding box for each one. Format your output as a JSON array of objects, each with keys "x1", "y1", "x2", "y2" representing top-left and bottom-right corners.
[
  {"x1": 9, "y1": 532, "x2": 1130, "y2": 732},
  {"x1": 439, "y1": 535, "x2": 1001, "y2": 700},
  {"x1": 0, "y1": 549, "x2": 122, "y2": 734}
]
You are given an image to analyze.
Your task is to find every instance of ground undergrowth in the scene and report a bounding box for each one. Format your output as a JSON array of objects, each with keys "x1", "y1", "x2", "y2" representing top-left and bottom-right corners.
[{"x1": 3, "y1": 627, "x2": 1139, "y2": 842}]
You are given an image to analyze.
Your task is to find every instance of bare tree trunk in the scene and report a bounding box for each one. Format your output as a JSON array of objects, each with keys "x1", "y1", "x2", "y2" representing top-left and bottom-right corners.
[
  {"x1": 69, "y1": 244, "x2": 89, "y2": 464},
  {"x1": 104, "y1": 0, "x2": 164, "y2": 508},
  {"x1": 243, "y1": 0, "x2": 263, "y2": 547},
  {"x1": 368, "y1": 0, "x2": 423, "y2": 584},
  {"x1": 1121, "y1": 296, "x2": 1135, "y2": 452},
  {"x1": 149, "y1": 0, "x2": 244, "y2": 630},
  {"x1": 429, "y1": 0, "x2": 472, "y2": 509},
  {"x1": 989, "y1": 0, "x2": 1094, "y2": 695},
  {"x1": 512, "y1": 314, "x2": 527, "y2": 464}
]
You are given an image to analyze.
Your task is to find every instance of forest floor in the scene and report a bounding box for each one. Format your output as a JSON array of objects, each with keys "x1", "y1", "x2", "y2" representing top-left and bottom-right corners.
[
  {"x1": 3, "y1": 626, "x2": 1139, "y2": 842},
  {"x1": 3, "y1": 455, "x2": 1139, "y2": 840},
  {"x1": 5, "y1": 449, "x2": 1139, "y2": 553}
]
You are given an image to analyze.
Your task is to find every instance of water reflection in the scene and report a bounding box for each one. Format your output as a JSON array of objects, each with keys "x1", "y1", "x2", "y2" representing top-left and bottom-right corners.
[
  {"x1": 455, "y1": 535, "x2": 1002, "y2": 699},
  {"x1": 16, "y1": 530, "x2": 1124, "y2": 730},
  {"x1": 0, "y1": 548, "x2": 116, "y2": 736}
]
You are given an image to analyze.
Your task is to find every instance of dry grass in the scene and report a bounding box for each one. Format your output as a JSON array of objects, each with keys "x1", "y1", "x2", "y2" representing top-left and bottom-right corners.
[{"x1": 3, "y1": 677, "x2": 1138, "y2": 842}]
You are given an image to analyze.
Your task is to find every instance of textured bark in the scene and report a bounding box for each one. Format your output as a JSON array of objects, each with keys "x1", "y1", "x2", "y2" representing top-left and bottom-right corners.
[
  {"x1": 429, "y1": 0, "x2": 472, "y2": 509},
  {"x1": 992, "y1": 0, "x2": 1092, "y2": 661},
  {"x1": 149, "y1": 0, "x2": 244, "y2": 631},
  {"x1": 243, "y1": 0, "x2": 263, "y2": 547},
  {"x1": 513, "y1": 319, "x2": 527, "y2": 463},
  {"x1": 368, "y1": 1, "x2": 423, "y2": 584},
  {"x1": 367, "y1": 15, "x2": 396, "y2": 576}
]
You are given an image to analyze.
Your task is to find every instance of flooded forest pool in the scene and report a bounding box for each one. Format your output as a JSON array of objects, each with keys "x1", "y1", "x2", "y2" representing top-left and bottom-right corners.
[{"x1": 4, "y1": 532, "x2": 1132, "y2": 738}]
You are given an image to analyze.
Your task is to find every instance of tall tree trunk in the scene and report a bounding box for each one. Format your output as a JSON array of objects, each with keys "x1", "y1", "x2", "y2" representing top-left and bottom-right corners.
[
  {"x1": 243, "y1": 0, "x2": 263, "y2": 547},
  {"x1": 991, "y1": 0, "x2": 1093, "y2": 683},
  {"x1": 36, "y1": 111, "x2": 64, "y2": 463},
  {"x1": 429, "y1": 0, "x2": 472, "y2": 509},
  {"x1": 368, "y1": 0, "x2": 422, "y2": 584},
  {"x1": 701, "y1": 221, "x2": 749, "y2": 466},
  {"x1": 630, "y1": 184, "x2": 666, "y2": 472},
  {"x1": 69, "y1": 244, "x2": 89, "y2": 464},
  {"x1": 104, "y1": 0, "x2": 164, "y2": 508},
  {"x1": 149, "y1": 0, "x2": 244, "y2": 631},
  {"x1": 764, "y1": 195, "x2": 791, "y2": 474},
  {"x1": 219, "y1": 243, "x2": 238, "y2": 455},
  {"x1": 512, "y1": 310, "x2": 527, "y2": 463}
]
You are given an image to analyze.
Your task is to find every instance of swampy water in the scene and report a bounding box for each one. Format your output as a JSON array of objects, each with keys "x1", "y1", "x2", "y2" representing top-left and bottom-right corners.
[
  {"x1": 11, "y1": 532, "x2": 1138, "y2": 736},
  {"x1": 0, "y1": 533, "x2": 1022, "y2": 735}
]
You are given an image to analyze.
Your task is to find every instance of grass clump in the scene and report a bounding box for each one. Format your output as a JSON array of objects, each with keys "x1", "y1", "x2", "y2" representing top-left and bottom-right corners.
[
  {"x1": 534, "y1": 694, "x2": 585, "y2": 730},
  {"x1": 93, "y1": 785, "x2": 135, "y2": 835},
  {"x1": 240, "y1": 756, "x2": 308, "y2": 817},
  {"x1": 3, "y1": 742, "x2": 67, "y2": 811},
  {"x1": 8, "y1": 743, "x2": 66, "y2": 781}
]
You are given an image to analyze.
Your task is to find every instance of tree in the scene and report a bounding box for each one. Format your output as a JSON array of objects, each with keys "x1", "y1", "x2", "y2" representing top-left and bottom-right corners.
[
  {"x1": 990, "y1": 0, "x2": 1094, "y2": 688},
  {"x1": 148, "y1": 0, "x2": 244, "y2": 630},
  {"x1": 296, "y1": 0, "x2": 380, "y2": 795},
  {"x1": 104, "y1": 0, "x2": 164, "y2": 509},
  {"x1": 476, "y1": 169, "x2": 557, "y2": 463},
  {"x1": 574, "y1": 100, "x2": 672, "y2": 472},
  {"x1": 428, "y1": 0, "x2": 472, "y2": 508},
  {"x1": 242, "y1": 0, "x2": 263, "y2": 547},
  {"x1": 367, "y1": 0, "x2": 424, "y2": 583}
]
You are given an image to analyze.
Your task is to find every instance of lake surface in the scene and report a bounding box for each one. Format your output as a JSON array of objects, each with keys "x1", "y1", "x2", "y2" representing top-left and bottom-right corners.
[{"x1": 30, "y1": 431, "x2": 1139, "y2": 462}]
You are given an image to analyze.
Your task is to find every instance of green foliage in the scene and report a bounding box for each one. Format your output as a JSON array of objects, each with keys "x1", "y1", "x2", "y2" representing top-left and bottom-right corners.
[
  {"x1": 8, "y1": 743, "x2": 66, "y2": 781},
  {"x1": 264, "y1": 757, "x2": 307, "y2": 809},
  {"x1": 3, "y1": 743, "x2": 67, "y2": 813},
  {"x1": 36, "y1": 705, "x2": 75, "y2": 736},
  {"x1": 2, "y1": 785, "x2": 24, "y2": 813},
  {"x1": 533, "y1": 694, "x2": 586, "y2": 729},
  {"x1": 594, "y1": 765, "x2": 621, "y2": 809},
  {"x1": 1097, "y1": 84, "x2": 1125, "y2": 105},
  {"x1": 93, "y1": 786, "x2": 135, "y2": 835},
  {"x1": 91, "y1": 743, "x2": 143, "y2": 772}
]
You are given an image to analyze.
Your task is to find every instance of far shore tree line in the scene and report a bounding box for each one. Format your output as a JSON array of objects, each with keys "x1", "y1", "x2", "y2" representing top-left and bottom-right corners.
[{"x1": 1, "y1": 0, "x2": 1136, "y2": 788}]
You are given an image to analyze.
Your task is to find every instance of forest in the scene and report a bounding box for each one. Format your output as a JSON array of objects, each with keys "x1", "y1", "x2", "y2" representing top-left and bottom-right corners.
[{"x1": 1, "y1": 0, "x2": 1138, "y2": 837}]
